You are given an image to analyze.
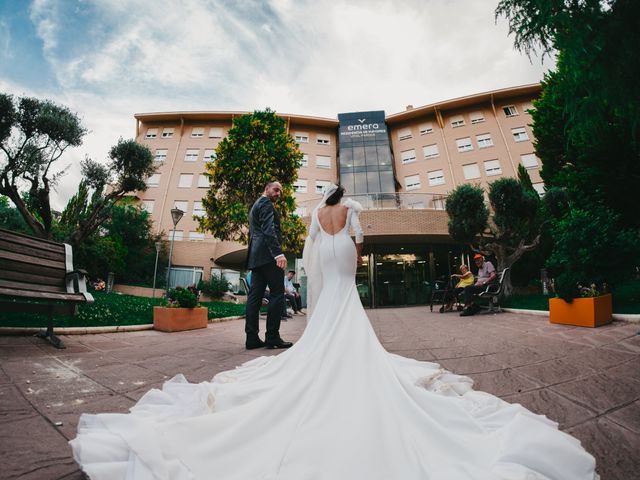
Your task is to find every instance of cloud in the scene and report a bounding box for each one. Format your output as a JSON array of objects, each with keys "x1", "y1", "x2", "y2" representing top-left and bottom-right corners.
[{"x1": 3, "y1": 0, "x2": 551, "y2": 210}]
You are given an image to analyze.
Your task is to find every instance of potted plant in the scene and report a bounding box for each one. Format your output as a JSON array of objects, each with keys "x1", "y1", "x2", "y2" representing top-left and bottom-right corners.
[
  {"x1": 153, "y1": 287, "x2": 208, "y2": 332},
  {"x1": 544, "y1": 189, "x2": 638, "y2": 327}
]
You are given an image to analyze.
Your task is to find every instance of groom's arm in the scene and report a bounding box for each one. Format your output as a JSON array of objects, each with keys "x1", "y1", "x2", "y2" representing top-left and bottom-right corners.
[{"x1": 258, "y1": 202, "x2": 284, "y2": 260}]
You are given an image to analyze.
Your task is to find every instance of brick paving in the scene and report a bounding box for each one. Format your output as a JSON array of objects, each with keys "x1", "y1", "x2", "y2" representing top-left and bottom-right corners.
[{"x1": 1, "y1": 309, "x2": 639, "y2": 480}]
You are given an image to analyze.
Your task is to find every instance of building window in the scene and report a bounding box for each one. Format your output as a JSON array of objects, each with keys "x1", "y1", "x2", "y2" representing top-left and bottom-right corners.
[
  {"x1": 405, "y1": 174, "x2": 421, "y2": 191},
  {"x1": 189, "y1": 232, "x2": 205, "y2": 241},
  {"x1": 503, "y1": 105, "x2": 518, "y2": 117},
  {"x1": 316, "y1": 134, "x2": 331, "y2": 145},
  {"x1": 294, "y1": 206, "x2": 308, "y2": 217},
  {"x1": 294, "y1": 132, "x2": 309, "y2": 143},
  {"x1": 428, "y1": 170, "x2": 445, "y2": 186},
  {"x1": 169, "y1": 230, "x2": 183, "y2": 241},
  {"x1": 141, "y1": 200, "x2": 154, "y2": 213},
  {"x1": 184, "y1": 149, "x2": 199, "y2": 162},
  {"x1": 154, "y1": 149, "x2": 167, "y2": 162},
  {"x1": 300, "y1": 154, "x2": 308, "y2": 167},
  {"x1": 521, "y1": 153, "x2": 539, "y2": 169},
  {"x1": 422, "y1": 144, "x2": 439, "y2": 159},
  {"x1": 209, "y1": 127, "x2": 223, "y2": 138},
  {"x1": 147, "y1": 174, "x2": 160, "y2": 187},
  {"x1": 484, "y1": 159, "x2": 502, "y2": 176},
  {"x1": 293, "y1": 179, "x2": 307, "y2": 193},
  {"x1": 408, "y1": 201, "x2": 425, "y2": 209},
  {"x1": 162, "y1": 128, "x2": 174, "y2": 138},
  {"x1": 191, "y1": 127, "x2": 204, "y2": 138},
  {"x1": 401, "y1": 149, "x2": 417, "y2": 164},
  {"x1": 470, "y1": 111, "x2": 485, "y2": 124},
  {"x1": 397, "y1": 128, "x2": 412, "y2": 141},
  {"x1": 315, "y1": 180, "x2": 331, "y2": 193},
  {"x1": 476, "y1": 133, "x2": 493, "y2": 148},
  {"x1": 174, "y1": 200, "x2": 188, "y2": 212},
  {"x1": 450, "y1": 115, "x2": 465, "y2": 128},
  {"x1": 316, "y1": 155, "x2": 331, "y2": 169},
  {"x1": 146, "y1": 128, "x2": 158, "y2": 139},
  {"x1": 203, "y1": 149, "x2": 216, "y2": 162},
  {"x1": 419, "y1": 123, "x2": 433, "y2": 135},
  {"x1": 178, "y1": 174, "x2": 193, "y2": 188},
  {"x1": 512, "y1": 127, "x2": 529, "y2": 142},
  {"x1": 198, "y1": 174, "x2": 209, "y2": 188},
  {"x1": 456, "y1": 137, "x2": 473, "y2": 152},
  {"x1": 463, "y1": 163, "x2": 481, "y2": 180},
  {"x1": 532, "y1": 182, "x2": 545, "y2": 196},
  {"x1": 193, "y1": 201, "x2": 206, "y2": 217}
]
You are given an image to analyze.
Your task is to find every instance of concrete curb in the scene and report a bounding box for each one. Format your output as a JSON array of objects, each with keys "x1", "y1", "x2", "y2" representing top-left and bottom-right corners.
[
  {"x1": 0, "y1": 315, "x2": 245, "y2": 335},
  {"x1": 502, "y1": 308, "x2": 640, "y2": 323}
]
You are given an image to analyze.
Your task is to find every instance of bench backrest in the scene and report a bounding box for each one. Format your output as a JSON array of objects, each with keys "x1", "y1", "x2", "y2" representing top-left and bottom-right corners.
[{"x1": 0, "y1": 228, "x2": 71, "y2": 295}]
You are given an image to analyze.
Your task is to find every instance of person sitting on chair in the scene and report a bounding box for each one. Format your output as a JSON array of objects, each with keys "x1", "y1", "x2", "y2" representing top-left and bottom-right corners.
[
  {"x1": 440, "y1": 264, "x2": 474, "y2": 312},
  {"x1": 460, "y1": 254, "x2": 496, "y2": 317},
  {"x1": 284, "y1": 270, "x2": 305, "y2": 315}
]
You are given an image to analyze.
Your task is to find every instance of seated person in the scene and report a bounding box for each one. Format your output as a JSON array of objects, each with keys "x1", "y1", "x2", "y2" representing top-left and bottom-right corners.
[
  {"x1": 460, "y1": 254, "x2": 496, "y2": 317},
  {"x1": 441, "y1": 264, "x2": 474, "y2": 312},
  {"x1": 284, "y1": 270, "x2": 305, "y2": 315}
]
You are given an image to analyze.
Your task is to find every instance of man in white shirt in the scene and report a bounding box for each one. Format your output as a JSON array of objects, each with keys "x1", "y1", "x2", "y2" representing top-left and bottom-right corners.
[{"x1": 284, "y1": 270, "x2": 305, "y2": 315}]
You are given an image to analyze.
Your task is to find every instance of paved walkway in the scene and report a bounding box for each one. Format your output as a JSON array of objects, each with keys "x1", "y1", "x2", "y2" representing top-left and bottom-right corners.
[{"x1": 1, "y1": 309, "x2": 639, "y2": 480}]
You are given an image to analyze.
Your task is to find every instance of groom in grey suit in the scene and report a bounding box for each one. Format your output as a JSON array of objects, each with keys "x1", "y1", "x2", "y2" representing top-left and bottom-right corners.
[{"x1": 244, "y1": 181, "x2": 294, "y2": 350}]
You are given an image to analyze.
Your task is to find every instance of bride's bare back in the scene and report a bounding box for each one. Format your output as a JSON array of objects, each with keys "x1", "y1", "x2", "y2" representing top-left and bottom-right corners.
[{"x1": 317, "y1": 204, "x2": 348, "y2": 235}]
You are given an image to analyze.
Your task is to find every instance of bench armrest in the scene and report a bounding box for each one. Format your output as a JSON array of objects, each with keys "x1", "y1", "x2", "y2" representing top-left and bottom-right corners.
[{"x1": 65, "y1": 270, "x2": 94, "y2": 303}]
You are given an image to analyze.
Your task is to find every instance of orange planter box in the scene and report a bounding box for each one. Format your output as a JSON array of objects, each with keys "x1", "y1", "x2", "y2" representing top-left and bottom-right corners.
[
  {"x1": 153, "y1": 306, "x2": 208, "y2": 332},
  {"x1": 549, "y1": 294, "x2": 613, "y2": 328}
]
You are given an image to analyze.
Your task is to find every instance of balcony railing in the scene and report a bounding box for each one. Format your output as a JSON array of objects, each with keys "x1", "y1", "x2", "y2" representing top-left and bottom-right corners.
[{"x1": 295, "y1": 192, "x2": 447, "y2": 217}]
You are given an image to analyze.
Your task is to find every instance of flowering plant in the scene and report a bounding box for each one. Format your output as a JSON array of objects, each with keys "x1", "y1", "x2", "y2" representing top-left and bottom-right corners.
[{"x1": 164, "y1": 287, "x2": 198, "y2": 308}]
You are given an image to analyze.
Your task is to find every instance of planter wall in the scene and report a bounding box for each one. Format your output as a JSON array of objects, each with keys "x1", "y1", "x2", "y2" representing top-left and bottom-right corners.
[
  {"x1": 153, "y1": 306, "x2": 208, "y2": 332},
  {"x1": 549, "y1": 294, "x2": 613, "y2": 328}
]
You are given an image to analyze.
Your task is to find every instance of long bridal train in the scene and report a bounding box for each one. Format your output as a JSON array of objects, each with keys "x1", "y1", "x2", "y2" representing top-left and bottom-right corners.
[{"x1": 71, "y1": 206, "x2": 597, "y2": 480}]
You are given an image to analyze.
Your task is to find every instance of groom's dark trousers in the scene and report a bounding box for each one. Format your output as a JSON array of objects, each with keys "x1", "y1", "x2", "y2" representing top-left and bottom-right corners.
[{"x1": 245, "y1": 262, "x2": 284, "y2": 344}]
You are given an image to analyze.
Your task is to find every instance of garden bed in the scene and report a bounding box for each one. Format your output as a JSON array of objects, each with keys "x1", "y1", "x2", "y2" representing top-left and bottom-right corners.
[{"x1": 0, "y1": 291, "x2": 247, "y2": 328}]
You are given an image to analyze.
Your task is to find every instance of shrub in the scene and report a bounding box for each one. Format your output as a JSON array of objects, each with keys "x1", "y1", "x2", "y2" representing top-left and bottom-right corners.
[
  {"x1": 165, "y1": 287, "x2": 198, "y2": 308},
  {"x1": 198, "y1": 272, "x2": 230, "y2": 299}
]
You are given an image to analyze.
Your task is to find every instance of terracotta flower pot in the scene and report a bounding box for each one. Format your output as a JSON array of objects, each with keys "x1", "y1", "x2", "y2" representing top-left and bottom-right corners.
[
  {"x1": 153, "y1": 306, "x2": 208, "y2": 332},
  {"x1": 549, "y1": 294, "x2": 613, "y2": 328}
]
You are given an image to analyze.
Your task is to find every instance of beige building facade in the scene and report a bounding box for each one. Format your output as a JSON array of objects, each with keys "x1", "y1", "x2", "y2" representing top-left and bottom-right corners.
[{"x1": 134, "y1": 84, "x2": 541, "y2": 307}]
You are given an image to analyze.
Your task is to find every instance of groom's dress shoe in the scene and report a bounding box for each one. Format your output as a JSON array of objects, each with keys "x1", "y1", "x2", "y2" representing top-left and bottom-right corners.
[
  {"x1": 246, "y1": 338, "x2": 265, "y2": 350},
  {"x1": 265, "y1": 339, "x2": 293, "y2": 349}
]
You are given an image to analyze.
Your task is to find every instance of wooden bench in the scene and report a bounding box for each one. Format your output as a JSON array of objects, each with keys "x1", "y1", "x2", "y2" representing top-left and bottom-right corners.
[
  {"x1": 0, "y1": 228, "x2": 94, "y2": 348},
  {"x1": 473, "y1": 267, "x2": 510, "y2": 313}
]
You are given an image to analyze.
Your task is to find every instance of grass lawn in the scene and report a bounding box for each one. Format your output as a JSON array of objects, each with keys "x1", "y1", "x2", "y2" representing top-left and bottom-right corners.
[
  {"x1": 503, "y1": 278, "x2": 640, "y2": 314},
  {"x1": 0, "y1": 291, "x2": 247, "y2": 328}
]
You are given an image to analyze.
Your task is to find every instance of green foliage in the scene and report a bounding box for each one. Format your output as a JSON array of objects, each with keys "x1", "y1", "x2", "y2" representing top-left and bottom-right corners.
[
  {"x1": 489, "y1": 178, "x2": 539, "y2": 238},
  {"x1": 497, "y1": 0, "x2": 640, "y2": 300},
  {"x1": 546, "y1": 206, "x2": 639, "y2": 301},
  {"x1": 517, "y1": 164, "x2": 535, "y2": 194},
  {"x1": 198, "y1": 108, "x2": 306, "y2": 253},
  {"x1": 0, "y1": 196, "x2": 30, "y2": 234},
  {"x1": 166, "y1": 287, "x2": 198, "y2": 308},
  {"x1": 445, "y1": 184, "x2": 488, "y2": 244},
  {"x1": 198, "y1": 271, "x2": 229, "y2": 299}
]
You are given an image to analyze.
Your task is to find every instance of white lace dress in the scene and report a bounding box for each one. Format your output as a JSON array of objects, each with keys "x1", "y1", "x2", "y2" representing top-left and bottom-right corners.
[{"x1": 70, "y1": 205, "x2": 597, "y2": 480}]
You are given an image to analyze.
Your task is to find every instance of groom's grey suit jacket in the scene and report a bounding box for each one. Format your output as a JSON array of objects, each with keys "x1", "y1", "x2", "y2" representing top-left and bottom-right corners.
[{"x1": 246, "y1": 196, "x2": 283, "y2": 270}]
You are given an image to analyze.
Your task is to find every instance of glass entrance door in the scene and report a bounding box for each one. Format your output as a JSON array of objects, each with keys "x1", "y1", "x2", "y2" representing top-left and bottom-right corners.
[{"x1": 373, "y1": 253, "x2": 430, "y2": 307}]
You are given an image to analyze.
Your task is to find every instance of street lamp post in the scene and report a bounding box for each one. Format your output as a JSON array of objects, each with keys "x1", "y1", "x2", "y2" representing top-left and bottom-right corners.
[
  {"x1": 166, "y1": 208, "x2": 184, "y2": 292},
  {"x1": 152, "y1": 241, "x2": 162, "y2": 300}
]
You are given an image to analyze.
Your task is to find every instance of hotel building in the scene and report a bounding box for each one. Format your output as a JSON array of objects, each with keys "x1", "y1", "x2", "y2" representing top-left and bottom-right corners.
[{"x1": 134, "y1": 84, "x2": 541, "y2": 307}]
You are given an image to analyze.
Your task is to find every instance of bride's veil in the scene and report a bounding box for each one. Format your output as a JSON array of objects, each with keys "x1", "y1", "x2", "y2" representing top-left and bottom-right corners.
[{"x1": 301, "y1": 183, "x2": 339, "y2": 317}]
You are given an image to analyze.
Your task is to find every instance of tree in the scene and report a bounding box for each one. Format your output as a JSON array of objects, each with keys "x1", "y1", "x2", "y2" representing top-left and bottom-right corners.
[
  {"x1": 59, "y1": 138, "x2": 156, "y2": 246},
  {"x1": 198, "y1": 108, "x2": 306, "y2": 253},
  {"x1": 0, "y1": 92, "x2": 156, "y2": 243},
  {"x1": 445, "y1": 179, "x2": 543, "y2": 296},
  {"x1": 496, "y1": 0, "x2": 640, "y2": 229},
  {"x1": 0, "y1": 93, "x2": 86, "y2": 238}
]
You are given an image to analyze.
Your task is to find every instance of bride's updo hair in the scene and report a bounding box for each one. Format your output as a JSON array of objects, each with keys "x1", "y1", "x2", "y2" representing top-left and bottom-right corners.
[{"x1": 325, "y1": 185, "x2": 345, "y2": 206}]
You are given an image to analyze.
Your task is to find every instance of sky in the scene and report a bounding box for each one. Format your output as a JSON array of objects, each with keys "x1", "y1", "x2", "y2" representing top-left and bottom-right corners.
[{"x1": 0, "y1": 0, "x2": 551, "y2": 210}]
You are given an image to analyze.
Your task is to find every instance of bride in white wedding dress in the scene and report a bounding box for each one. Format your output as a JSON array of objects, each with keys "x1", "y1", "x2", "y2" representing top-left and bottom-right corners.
[{"x1": 70, "y1": 184, "x2": 597, "y2": 480}]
